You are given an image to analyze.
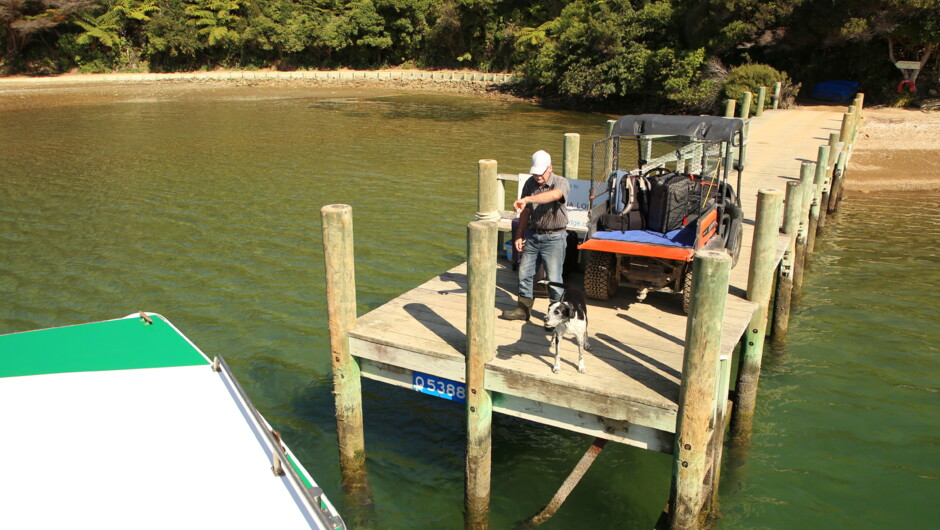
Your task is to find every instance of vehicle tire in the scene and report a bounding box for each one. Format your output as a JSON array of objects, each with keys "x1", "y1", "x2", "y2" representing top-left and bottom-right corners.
[
  {"x1": 719, "y1": 212, "x2": 732, "y2": 243},
  {"x1": 721, "y1": 202, "x2": 744, "y2": 268},
  {"x1": 585, "y1": 251, "x2": 619, "y2": 300},
  {"x1": 681, "y1": 266, "x2": 693, "y2": 315},
  {"x1": 729, "y1": 225, "x2": 743, "y2": 268}
]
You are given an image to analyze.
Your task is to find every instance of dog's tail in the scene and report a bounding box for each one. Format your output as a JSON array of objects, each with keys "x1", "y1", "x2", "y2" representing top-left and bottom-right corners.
[{"x1": 537, "y1": 280, "x2": 567, "y2": 289}]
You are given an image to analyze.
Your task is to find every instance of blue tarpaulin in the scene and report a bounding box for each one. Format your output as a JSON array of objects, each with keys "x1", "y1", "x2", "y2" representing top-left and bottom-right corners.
[{"x1": 811, "y1": 81, "x2": 860, "y2": 103}]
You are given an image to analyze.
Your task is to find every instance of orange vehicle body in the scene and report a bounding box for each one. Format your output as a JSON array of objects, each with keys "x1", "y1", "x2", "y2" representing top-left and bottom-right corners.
[{"x1": 578, "y1": 206, "x2": 718, "y2": 261}]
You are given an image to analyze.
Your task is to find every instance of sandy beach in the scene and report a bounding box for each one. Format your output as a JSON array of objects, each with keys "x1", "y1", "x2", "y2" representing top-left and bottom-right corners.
[
  {"x1": 2, "y1": 72, "x2": 937, "y2": 192},
  {"x1": 847, "y1": 107, "x2": 940, "y2": 192}
]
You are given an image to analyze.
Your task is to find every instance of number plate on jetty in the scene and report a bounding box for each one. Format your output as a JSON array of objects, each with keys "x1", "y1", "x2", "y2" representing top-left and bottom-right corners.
[{"x1": 413, "y1": 372, "x2": 466, "y2": 403}]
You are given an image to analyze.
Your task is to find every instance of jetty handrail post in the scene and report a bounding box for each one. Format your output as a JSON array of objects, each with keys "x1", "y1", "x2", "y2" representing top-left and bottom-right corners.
[
  {"x1": 320, "y1": 204, "x2": 369, "y2": 486},
  {"x1": 792, "y1": 162, "x2": 816, "y2": 297},
  {"x1": 730, "y1": 189, "x2": 784, "y2": 443},
  {"x1": 724, "y1": 99, "x2": 737, "y2": 118},
  {"x1": 755, "y1": 86, "x2": 767, "y2": 117},
  {"x1": 772, "y1": 81, "x2": 782, "y2": 109},
  {"x1": 477, "y1": 159, "x2": 500, "y2": 223},
  {"x1": 563, "y1": 133, "x2": 580, "y2": 180},
  {"x1": 465, "y1": 220, "x2": 498, "y2": 530},
  {"x1": 772, "y1": 181, "x2": 804, "y2": 340},
  {"x1": 807, "y1": 145, "x2": 830, "y2": 257},
  {"x1": 669, "y1": 250, "x2": 731, "y2": 530}
]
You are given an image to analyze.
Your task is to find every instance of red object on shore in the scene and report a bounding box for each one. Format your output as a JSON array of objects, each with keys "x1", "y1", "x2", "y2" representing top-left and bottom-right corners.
[{"x1": 897, "y1": 80, "x2": 916, "y2": 93}]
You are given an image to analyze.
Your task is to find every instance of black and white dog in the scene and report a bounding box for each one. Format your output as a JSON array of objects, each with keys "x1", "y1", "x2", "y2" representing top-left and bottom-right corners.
[{"x1": 540, "y1": 281, "x2": 591, "y2": 374}]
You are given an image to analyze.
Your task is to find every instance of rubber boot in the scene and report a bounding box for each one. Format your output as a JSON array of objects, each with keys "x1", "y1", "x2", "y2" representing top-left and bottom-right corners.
[{"x1": 501, "y1": 296, "x2": 534, "y2": 321}]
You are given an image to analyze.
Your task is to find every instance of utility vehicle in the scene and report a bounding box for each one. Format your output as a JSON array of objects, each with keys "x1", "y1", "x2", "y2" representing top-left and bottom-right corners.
[{"x1": 578, "y1": 114, "x2": 746, "y2": 313}]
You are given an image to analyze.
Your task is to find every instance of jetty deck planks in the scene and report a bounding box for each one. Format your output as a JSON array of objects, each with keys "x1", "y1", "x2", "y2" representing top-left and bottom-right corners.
[{"x1": 347, "y1": 107, "x2": 845, "y2": 452}]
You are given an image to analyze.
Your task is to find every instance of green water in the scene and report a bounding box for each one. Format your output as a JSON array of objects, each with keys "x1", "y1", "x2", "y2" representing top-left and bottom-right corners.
[{"x1": 1, "y1": 89, "x2": 937, "y2": 528}]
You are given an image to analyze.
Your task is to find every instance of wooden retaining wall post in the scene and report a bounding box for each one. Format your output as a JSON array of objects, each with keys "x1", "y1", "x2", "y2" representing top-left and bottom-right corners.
[
  {"x1": 321, "y1": 204, "x2": 369, "y2": 488},
  {"x1": 724, "y1": 99, "x2": 736, "y2": 118},
  {"x1": 563, "y1": 133, "x2": 580, "y2": 180},
  {"x1": 730, "y1": 189, "x2": 783, "y2": 444},
  {"x1": 771, "y1": 181, "x2": 803, "y2": 340},
  {"x1": 772, "y1": 82, "x2": 782, "y2": 109},
  {"x1": 755, "y1": 86, "x2": 767, "y2": 117},
  {"x1": 792, "y1": 162, "x2": 815, "y2": 297},
  {"x1": 807, "y1": 145, "x2": 830, "y2": 257},
  {"x1": 669, "y1": 250, "x2": 731, "y2": 529},
  {"x1": 465, "y1": 220, "x2": 498, "y2": 530}
]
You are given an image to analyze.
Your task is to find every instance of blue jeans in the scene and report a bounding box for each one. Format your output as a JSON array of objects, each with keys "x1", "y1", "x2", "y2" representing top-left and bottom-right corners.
[{"x1": 518, "y1": 231, "x2": 567, "y2": 303}]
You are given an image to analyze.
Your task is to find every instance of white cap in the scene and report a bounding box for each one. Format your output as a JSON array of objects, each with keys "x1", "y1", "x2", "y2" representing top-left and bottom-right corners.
[{"x1": 529, "y1": 150, "x2": 551, "y2": 175}]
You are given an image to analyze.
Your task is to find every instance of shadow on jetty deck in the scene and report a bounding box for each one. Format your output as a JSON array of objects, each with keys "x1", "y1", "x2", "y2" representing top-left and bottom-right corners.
[{"x1": 348, "y1": 258, "x2": 757, "y2": 453}]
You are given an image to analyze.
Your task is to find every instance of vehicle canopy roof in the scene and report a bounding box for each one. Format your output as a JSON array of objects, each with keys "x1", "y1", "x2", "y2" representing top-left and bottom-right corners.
[{"x1": 610, "y1": 114, "x2": 745, "y2": 142}]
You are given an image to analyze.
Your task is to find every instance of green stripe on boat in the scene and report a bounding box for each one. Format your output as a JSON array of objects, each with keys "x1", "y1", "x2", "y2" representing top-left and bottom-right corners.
[{"x1": 0, "y1": 315, "x2": 207, "y2": 378}]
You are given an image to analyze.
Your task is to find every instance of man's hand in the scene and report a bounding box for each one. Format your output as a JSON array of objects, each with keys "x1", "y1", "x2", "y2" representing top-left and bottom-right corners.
[
  {"x1": 514, "y1": 237, "x2": 525, "y2": 252},
  {"x1": 513, "y1": 198, "x2": 527, "y2": 213}
]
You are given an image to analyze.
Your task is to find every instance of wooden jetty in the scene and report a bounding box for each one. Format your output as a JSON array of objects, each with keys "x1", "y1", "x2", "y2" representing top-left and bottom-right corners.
[{"x1": 321, "y1": 94, "x2": 860, "y2": 528}]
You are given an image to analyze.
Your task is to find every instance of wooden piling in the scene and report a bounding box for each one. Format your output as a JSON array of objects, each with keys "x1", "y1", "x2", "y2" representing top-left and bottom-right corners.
[
  {"x1": 563, "y1": 133, "x2": 580, "y2": 180},
  {"x1": 772, "y1": 81, "x2": 782, "y2": 109},
  {"x1": 850, "y1": 103, "x2": 861, "y2": 144},
  {"x1": 738, "y1": 93, "x2": 752, "y2": 171},
  {"x1": 669, "y1": 250, "x2": 731, "y2": 529},
  {"x1": 740, "y1": 91, "x2": 753, "y2": 120},
  {"x1": 839, "y1": 110, "x2": 854, "y2": 146},
  {"x1": 730, "y1": 189, "x2": 783, "y2": 444},
  {"x1": 792, "y1": 162, "x2": 815, "y2": 297},
  {"x1": 755, "y1": 87, "x2": 766, "y2": 117},
  {"x1": 828, "y1": 150, "x2": 848, "y2": 213},
  {"x1": 465, "y1": 219, "x2": 498, "y2": 530},
  {"x1": 477, "y1": 160, "x2": 499, "y2": 222},
  {"x1": 820, "y1": 133, "x2": 840, "y2": 220},
  {"x1": 807, "y1": 145, "x2": 830, "y2": 257},
  {"x1": 321, "y1": 204, "x2": 369, "y2": 486},
  {"x1": 724, "y1": 99, "x2": 736, "y2": 118},
  {"x1": 772, "y1": 181, "x2": 803, "y2": 340}
]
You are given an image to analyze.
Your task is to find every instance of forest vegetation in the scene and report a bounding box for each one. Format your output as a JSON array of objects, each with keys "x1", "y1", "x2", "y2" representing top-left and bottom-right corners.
[{"x1": 1, "y1": 0, "x2": 938, "y2": 112}]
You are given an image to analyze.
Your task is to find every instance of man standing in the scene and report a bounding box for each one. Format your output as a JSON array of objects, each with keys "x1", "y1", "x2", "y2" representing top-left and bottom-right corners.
[{"x1": 501, "y1": 150, "x2": 570, "y2": 322}]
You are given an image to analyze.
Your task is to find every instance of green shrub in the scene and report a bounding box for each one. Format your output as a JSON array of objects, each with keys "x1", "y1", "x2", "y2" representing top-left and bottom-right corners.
[{"x1": 722, "y1": 63, "x2": 794, "y2": 110}]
